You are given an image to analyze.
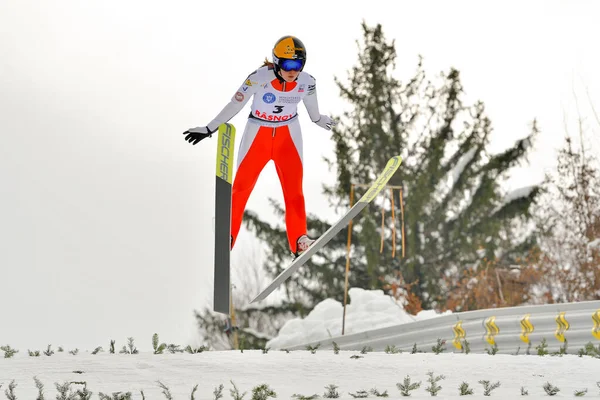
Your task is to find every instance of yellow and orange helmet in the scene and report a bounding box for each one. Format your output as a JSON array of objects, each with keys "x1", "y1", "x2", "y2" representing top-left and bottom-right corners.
[{"x1": 272, "y1": 35, "x2": 306, "y2": 72}]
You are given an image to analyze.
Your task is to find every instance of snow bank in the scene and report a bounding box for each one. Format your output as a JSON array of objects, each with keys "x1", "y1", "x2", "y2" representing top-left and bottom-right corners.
[{"x1": 267, "y1": 288, "x2": 449, "y2": 349}]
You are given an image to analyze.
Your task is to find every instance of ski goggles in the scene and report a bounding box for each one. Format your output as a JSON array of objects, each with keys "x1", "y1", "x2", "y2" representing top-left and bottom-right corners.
[{"x1": 279, "y1": 58, "x2": 304, "y2": 71}]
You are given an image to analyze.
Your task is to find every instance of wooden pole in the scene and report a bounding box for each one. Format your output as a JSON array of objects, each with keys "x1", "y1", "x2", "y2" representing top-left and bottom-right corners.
[
  {"x1": 342, "y1": 184, "x2": 355, "y2": 336},
  {"x1": 400, "y1": 188, "x2": 405, "y2": 258},
  {"x1": 390, "y1": 187, "x2": 396, "y2": 258},
  {"x1": 380, "y1": 197, "x2": 385, "y2": 254}
]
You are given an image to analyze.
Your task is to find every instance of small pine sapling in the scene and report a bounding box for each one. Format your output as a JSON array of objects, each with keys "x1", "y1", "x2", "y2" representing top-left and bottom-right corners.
[
  {"x1": 153, "y1": 334, "x2": 167, "y2": 354},
  {"x1": 190, "y1": 384, "x2": 198, "y2": 400},
  {"x1": 397, "y1": 375, "x2": 421, "y2": 396},
  {"x1": 33, "y1": 377, "x2": 45, "y2": 400},
  {"x1": 385, "y1": 345, "x2": 400, "y2": 354},
  {"x1": 120, "y1": 337, "x2": 138, "y2": 354},
  {"x1": 431, "y1": 339, "x2": 446, "y2": 355},
  {"x1": 1, "y1": 345, "x2": 19, "y2": 358},
  {"x1": 92, "y1": 347, "x2": 103, "y2": 355},
  {"x1": 592, "y1": 344, "x2": 600, "y2": 357},
  {"x1": 360, "y1": 346, "x2": 373, "y2": 354},
  {"x1": 69, "y1": 349, "x2": 79, "y2": 355},
  {"x1": 578, "y1": 342, "x2": 600, "y2": 358},
  {"x1": 552, "y1": 339, "x2": 568, "y2": 356},
  {"x1": 98, "y1": 392, "x2": 132, "y2": 400},
  {"x1": 536, "y1": 339, "x2": 549, "y2": 356},
  {"x1": 292, "y1": 394, "x2": 319, "y2": 400},
  {"x1": 462, "y1": 339, "x2": 471, "y2": 354},
  {"x1": 110, "y1": 340, "x2": 116, "y2": 354},
  {"x1": 458, "y1": 382, "x2": 473, "y2": 396},
  {"x1": 28, "y1": 350, "x2": 40, "y2": 357},
  {"x1": 349, "y1": 390, "x2": 368, "y2": 398},
  {"x1": 55, "y1": 382, "x2": 76, "y2": 400},
  {"x1": 250, "y1": 384, "x2": 276, "y2": 400},
  {"x1": 57, "y1": 346, "x2": 64, "y2": 352},
  {"x1": 411, "y1": 343, "x2": 418, "y2": 354},
  {"x1": 213, "y1": 384, "x2": 224, "y2": 400},
  {"x1": 478, "y1": 380, "x2": 500, "y2": 396},
  {"x1": 157, "y1": 381, "x2": 173, "y2": 400},
  {"x1": 520, "y1": 386, "x2": 528, "y2": 396},
  {"x1": 71, "y1": 382, "x2": 92, "y2": 400},
  {"x1": 369, "y1": 388, "x2": 389, "y2": 397},
  {"x1": 185, "y1": 345, "x2": 209, "y2": 354},
  {"x1": 230, "y1": 380, "x2": 247, "y2": 400},
  {"x1": 5, "y1": 380, "x2": 17, "y2": 400},
  {"x1": 543, "y1": 382, "x2": 560, "y2": 396},
  {"x1": 167, "y1": 344, "x2": 183, "y2": 354},
  {"x1": 574, "y1": 388, "x2": 587, "y2": 397},
  {"x1": 333, "y1": 342, "x2": 340, "y2": 355},
  {"x1": 323, "y1": 384, "x2": 340, "y2": 399},
  {"x1": 43, "y1": 345, "x2": 54, "y2": 356},
  {"x1": 306, "y1": 344, "x2": 321, "y2": 354},
  {"x1": 425, "y1": 371, "x2": 445, "y2": 396},
  {"x1": 485, "y1": 344, "x2": 498, "y2": 355}
]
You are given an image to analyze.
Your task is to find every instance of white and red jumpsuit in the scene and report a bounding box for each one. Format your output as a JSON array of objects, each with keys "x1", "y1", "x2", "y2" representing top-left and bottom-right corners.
[{"x1": 206, "y1": 65, "x2": 324, "y2": 253}]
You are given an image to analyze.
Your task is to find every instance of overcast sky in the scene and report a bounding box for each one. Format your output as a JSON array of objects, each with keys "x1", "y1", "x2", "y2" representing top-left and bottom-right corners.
[{"x1": 1, "y1": 0, "x2": 599, "y2": 352}]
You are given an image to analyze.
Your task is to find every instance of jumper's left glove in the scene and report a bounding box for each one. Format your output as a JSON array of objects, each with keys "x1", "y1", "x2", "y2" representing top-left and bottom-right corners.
[
  {"x1": 183, "y1": 126, "x2": 217, "y2": 145},
  {"x1": 314, "y1": 115, "x2": 337, "y2": 131}
]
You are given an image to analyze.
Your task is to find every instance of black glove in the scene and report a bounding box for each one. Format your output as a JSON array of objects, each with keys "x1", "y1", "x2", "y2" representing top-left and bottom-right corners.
[{"x1": 183, "y1": 126, "x2": 216, "y2": 145}]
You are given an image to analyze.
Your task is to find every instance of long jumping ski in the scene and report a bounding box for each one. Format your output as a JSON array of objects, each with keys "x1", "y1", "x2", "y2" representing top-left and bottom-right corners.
[
  {"x1": 250, "y1": 155, "x2": 403, "y2": 303},
  {"x1": 213, "y1": 123, "x2": 236, "y2": 314}
]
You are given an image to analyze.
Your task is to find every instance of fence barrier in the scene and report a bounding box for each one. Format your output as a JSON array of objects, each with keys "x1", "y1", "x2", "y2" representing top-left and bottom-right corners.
[{"x1": 285, "y1": 300, "x2": 600, "y2": 355}]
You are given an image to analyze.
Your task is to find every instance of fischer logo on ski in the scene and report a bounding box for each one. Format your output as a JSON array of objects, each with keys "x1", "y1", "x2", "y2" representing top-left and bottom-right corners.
[{"x1": 214, "y1": 123, "x2": 236, "y2": 315}]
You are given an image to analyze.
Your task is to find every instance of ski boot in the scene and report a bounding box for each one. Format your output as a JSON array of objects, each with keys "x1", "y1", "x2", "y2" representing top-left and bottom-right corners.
[{"x1": 294, "y1": 234, "x2": 315, "y2": 258}]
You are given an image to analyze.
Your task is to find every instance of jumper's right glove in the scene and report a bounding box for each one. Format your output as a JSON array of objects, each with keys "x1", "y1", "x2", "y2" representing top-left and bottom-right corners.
[
  {"x1": 183, "y1": 126, "x2": 216, "y2": 145},
  {"x1": 314, "y1": 115, "x2": 337, "y2": 131}
]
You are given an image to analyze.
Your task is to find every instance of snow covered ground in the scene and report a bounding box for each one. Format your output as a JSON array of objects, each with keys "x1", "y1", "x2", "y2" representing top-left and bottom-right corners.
[
  {"x1": 2, "y1": 289, "x2": 599, "y2": 399},
  {"x1": 1, "y1": 350, "x2": 598, "y2": 399}
]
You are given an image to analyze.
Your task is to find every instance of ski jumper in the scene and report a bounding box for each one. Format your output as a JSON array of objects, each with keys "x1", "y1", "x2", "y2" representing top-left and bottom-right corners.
[{"x1": 206, "y1": 65, "x2": 323, "y2": 253}]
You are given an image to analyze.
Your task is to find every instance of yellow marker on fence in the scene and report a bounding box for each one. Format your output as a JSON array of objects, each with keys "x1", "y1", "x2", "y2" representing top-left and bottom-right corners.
[
  {"x1": 484, "y1": 316, "x2": 499, "y2": 346},
  {"x1": 592, "y1": 310, "x2": 600, "y2": 340},
  {"x1": 555, "y1": 312, "x2": 570, "y2": 343},
  {"x1": 520, "y1": 314, "x2": 534, "y2": 344},
  {"x1": 452, "y1": 321, "x2": 466, "y2": 350}
]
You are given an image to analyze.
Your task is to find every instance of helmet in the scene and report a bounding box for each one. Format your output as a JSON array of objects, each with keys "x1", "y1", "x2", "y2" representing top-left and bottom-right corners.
[{"x1": 272, "y1": 36, "x2": 306, "y2": 72}]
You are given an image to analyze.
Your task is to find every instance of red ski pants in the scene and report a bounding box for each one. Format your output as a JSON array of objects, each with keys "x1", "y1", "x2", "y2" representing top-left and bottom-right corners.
[{"x1": 230, "y1": 119, "x2": 306, "y2": 253}]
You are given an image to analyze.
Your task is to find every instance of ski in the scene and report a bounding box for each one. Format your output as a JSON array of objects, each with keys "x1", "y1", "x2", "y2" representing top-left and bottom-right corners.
[
  {"x1": 213, "y1": 123, "x2": 236, "y2": 315},
  {"x1": 250, "y1": 155, "x2": 403, "y2": 304}
]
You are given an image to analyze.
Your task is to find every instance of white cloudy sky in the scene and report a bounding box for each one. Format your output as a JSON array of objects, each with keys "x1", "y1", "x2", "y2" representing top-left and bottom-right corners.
[{"x1": 1, "y1": 0, "x2": 599, "y2": 351}]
